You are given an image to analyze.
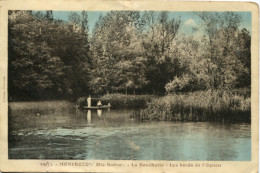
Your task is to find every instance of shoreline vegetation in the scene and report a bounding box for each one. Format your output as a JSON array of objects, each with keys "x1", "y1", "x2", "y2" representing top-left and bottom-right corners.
[
  {"x1": 132, "y1": 90, "x2": 251, "y2": 123},
  {"x1": 68, "y1": 89, "x2": 250, "y2": 123},
  {"x1": 9, "y1": 89, "x2": 251, "y2": 123},
  {"x1": 76, "y1": 94, "x2": 158, "y2": 109}
]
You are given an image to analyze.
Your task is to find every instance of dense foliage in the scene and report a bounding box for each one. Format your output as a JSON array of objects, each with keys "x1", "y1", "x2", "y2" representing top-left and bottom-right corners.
[{"x1": 8, "y1": 11, "x2": 251, "y2": 100}]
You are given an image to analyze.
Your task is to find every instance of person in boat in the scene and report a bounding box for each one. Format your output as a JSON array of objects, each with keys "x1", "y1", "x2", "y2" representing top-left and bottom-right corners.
[
  {"x1": 87, "y1": 95, "x2": 91, "y2": 107},
  {"x1": 97, "y1": 100, "x2": 102, "y2": 107}
]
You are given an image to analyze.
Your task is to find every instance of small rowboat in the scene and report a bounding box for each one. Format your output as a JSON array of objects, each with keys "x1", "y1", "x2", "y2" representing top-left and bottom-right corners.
[{"x1": 83, "y1": 105, "x2": 111, "y2": 109}]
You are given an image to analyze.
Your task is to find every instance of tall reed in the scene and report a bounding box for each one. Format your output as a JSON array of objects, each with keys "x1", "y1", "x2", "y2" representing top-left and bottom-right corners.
[
  {"x1": 100, "y1": 94, "x2": 158, "y2": 109},
  {"x1": 135, "y1": 90, "x2": 251, "y2": 123}
]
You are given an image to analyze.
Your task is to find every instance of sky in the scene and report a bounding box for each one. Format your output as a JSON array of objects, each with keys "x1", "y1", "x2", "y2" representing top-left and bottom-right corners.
[{"x1": 52, "y1": 11, "x2": 251, "y2": 35}]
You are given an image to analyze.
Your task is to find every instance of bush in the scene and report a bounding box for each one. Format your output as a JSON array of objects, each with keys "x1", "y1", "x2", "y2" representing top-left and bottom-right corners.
[{"x1": 165, "y1": 74, "x2": 207, "y2": 93}]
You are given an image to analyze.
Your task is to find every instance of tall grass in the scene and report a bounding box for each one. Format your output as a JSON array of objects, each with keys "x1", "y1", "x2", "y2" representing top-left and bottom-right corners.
[
  {"x1": 135, "y1": 90, "x2": 251, "y2": 123},
  {"x1": 100, "y1": 94, "x2": 158, "y2": 109}
]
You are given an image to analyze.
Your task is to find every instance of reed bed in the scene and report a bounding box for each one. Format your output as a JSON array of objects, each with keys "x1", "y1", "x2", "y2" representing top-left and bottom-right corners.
[
  {"x1": 134, "y1": 90, "x2": 251, "y2": 123},
  {"x1": 100, "y1": 94, "x2": 158, "y2": 109}
]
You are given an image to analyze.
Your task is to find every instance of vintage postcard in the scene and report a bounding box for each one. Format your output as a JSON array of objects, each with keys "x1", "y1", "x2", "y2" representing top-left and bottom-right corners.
[{"x1": 0, "y1": 0, "x2": 259, "y2": 172}]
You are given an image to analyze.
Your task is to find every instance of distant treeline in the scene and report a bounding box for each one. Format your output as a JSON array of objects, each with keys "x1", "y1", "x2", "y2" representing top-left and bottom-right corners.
[{"x1": 8, "y1": 11, "x2": 251, "y2": 100}]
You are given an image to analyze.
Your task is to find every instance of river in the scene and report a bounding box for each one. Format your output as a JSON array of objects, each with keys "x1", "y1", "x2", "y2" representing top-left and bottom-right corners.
[{"x1": 8, "y1": 101, "x2": 251, "y2": 160}]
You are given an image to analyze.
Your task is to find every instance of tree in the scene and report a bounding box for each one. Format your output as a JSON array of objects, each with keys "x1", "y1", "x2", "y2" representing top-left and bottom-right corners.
[
  {"x1": 8, "y1": 10, "x2": 92, "y2": 100},
  {"x1": 8, "y1": 11, "x2": 66, "y2": 99},
  {"x1": 45, "y1": 10, "x2": 53, "y2": 21},
  {"x1": 166, "y1": 12, "x2": 251, "y2": 93},
  {"x1": 235, "y1": 28, "x2": 251, "y2": 88},
  {"x1": 195, "y1": 12, "x2": 249, "y2": 90},
  {"x1": 90, "y1": 11, "x2": 146, "y2": 94},
  {"x1": 141, "y1": 11, "x2": 181, "y2": 94}
]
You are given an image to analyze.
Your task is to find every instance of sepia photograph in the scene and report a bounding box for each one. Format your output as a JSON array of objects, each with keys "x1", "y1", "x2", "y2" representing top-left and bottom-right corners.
[{"x1": 0, "y1": 0, "x2": 258, "y2": 172}]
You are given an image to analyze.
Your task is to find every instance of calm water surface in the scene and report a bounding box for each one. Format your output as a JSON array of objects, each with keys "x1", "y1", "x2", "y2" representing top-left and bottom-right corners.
[{"x1": 9, "y1": 101, "x2": 251, "y2": 160}]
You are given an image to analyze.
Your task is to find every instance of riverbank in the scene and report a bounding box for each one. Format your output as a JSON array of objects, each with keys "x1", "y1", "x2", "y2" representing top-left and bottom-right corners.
[
  {"x1": 133, "y1": 90, "x2": 251, "y2": 123},
  {"x1": 9, "y1": 90, "x2": 251, "y2": 123}
]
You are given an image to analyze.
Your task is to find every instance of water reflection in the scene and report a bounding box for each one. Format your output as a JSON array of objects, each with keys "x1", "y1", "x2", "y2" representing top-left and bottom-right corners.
[
  {"x1": 8, "y1": 101, "x2": 251, "y2": 160},
  {"x1": 87, "y1": 110, "x2": 91, "y2": 124},
  {"x1": 97, "y1": 109, "x2": 102, "y2": 117},
  {"x1": 85, "y1": 109, "x2": 103, "y2": 122}
]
